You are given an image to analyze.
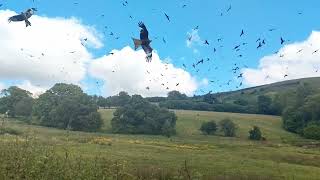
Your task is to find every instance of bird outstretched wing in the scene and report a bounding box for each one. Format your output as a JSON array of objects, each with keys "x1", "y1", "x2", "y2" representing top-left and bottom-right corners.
[{"x1": 138, "y1": 21, "x2": 149, "y2": 40}]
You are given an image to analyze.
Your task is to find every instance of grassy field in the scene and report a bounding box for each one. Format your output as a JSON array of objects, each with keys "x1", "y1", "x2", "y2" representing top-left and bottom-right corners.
[{"x1": 1, "y1": 109, "x2": 320, "y2": 179}]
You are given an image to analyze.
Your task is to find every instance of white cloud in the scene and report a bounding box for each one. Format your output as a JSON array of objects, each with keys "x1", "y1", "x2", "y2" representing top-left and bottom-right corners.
[
  {"x1": 89, "y1": 46, "x2": 200, "y2": 97},
  {"x1": 186, "y1": 29, "x2": 203, "y2": 50},
  {"x1": 0, "y1": 10, "x2": 102, "y2": 94},
  {"x1": 242, "y1": 31, "x2": 320, "y2": 86},
  {"x1": 0, "y1": 83, "x2": 6, "y2": 91},
  {"x1": 16, "y1": 80, "x2": 47, "y2": 98}
]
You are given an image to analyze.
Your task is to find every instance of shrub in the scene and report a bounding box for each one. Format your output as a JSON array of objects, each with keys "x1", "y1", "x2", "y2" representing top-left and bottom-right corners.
[
  {"x1": 219, "y1": 118, "x2": 237, "y2": 137},
  {"x1": 249, "y1": 126, "x2": 262, "y2": 140},
  {"x1": 303, "y1": 123, "x2": 320, "y2": 140},
  {"x1": 200, "y1": 121, "x2": 217, "y2": 135}
]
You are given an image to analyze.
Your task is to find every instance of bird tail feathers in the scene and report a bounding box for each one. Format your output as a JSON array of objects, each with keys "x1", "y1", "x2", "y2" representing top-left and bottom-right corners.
[{"x1": 132, "y1": 38, "x2": 142, "y2": 50}]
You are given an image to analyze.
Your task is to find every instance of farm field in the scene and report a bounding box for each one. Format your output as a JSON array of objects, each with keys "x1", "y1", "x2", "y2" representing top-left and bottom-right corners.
[{"x1": 1, "y1": 109, "x2": 320, "y2": 179}]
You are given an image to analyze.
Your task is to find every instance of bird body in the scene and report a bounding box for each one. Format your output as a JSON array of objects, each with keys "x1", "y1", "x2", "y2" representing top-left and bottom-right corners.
[
  {"x1": 8, "y1": 8, "x2": 37, "y2": 27},
  {"x1": 132, "y1": 22, "x2": 153, "y2": 62}
]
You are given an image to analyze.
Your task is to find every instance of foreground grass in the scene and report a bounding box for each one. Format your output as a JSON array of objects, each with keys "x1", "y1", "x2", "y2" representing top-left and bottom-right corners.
[{"x1": 0, "y1": 109, "x2": 320, "y2": 179}]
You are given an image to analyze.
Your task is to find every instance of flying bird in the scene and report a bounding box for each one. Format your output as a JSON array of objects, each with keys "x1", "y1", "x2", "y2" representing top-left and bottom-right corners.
[
  {"x1": 164, "y1": 13, "x2": 170, "y2": 22},
  {"x1": 204, "y1": 40, "x2": 210, "y2": 45},
  {"x1": 240, "y1": 30, "x2": 244, "y2": 37},
  {"x1": 132, "y1": 22, "x2": 153, "y2": 62},
  {"x1": 280, "y1": 37, "x2": 285, "y2": 45},
  {"x1": 8, "y1": 8, "x2": 37, "y2": 27},
  {"x1": 257, "y1": 42, "x2": 262, "y2": 49}
]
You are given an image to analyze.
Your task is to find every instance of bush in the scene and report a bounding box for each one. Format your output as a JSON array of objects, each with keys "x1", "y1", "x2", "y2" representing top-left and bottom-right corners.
[
  {"x1": 249, "y1": 126, "x2": 262, "y2": 140},
  {"x1": 219, "y1": 118, "x2": 237, "y2": 137},
  {"x1": 200, "y1": 121, "x2": 217, "y2": 135},
  {"x1": 112, "y1": 95, "x2": 177, "y2": 136},
  {"x1": 303, "y1": 123, "x2": 320, "y2": 140}
]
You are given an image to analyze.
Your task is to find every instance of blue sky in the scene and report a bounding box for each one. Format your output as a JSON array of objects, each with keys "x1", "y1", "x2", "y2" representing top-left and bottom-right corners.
[{"x1": 1, "y1": 0, "x2": 320, "y2": 96}]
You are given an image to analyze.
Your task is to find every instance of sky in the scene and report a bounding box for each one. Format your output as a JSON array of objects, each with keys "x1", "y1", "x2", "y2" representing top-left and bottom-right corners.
[{"x1": 0, "y1": 0, "x2": 320, "y2": 97}]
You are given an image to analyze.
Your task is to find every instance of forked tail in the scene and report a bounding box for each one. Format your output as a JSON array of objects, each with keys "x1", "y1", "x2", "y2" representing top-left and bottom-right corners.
[{"x1": 132, "y1": 38, "x2": 142, "y2": 50}]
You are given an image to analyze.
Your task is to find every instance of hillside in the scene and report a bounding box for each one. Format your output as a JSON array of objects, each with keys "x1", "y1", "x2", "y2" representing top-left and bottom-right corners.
[
  {"x1": 155, "y1": 77, "x2": 320, "y2": 115},
  {"x1": 210, "y1": 77, "x2": 320, "y2": 103},
  {"x1": 1, "y1": 109, "x2": 320, "y2": 179}
]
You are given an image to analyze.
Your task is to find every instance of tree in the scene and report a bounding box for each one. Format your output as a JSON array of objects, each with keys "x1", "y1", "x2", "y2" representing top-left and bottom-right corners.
[
  {"x1": 14, "y1": 97, "x2": 33, "y2": 117},
  {"x1": 33, "y1": 83, "x2": 103, "y2": 132},
  {"x1": 200, "y1": 121, "x2": 217, "y2": 135},
  {"x1": 0, "y1": 86, "x2": 32, "y2": 117},
  {"x1": 167, "y1": 91, "x2": 188, "y2": 100},
  {"x1": 249, "y1": 126, "x2": 263, "y2": 140},
  {"x1": 112, "y1": 95, "x2": 177, "y2": 136},
  {"x1": 303, "y1": 123, "x2": 320, "y2": 140},
  {"x1": 219, "y1": 118, "x2": 237, "y2": 137},
  {"x1": 257, "y1": 95, "x2": 272, "y2": 114}
]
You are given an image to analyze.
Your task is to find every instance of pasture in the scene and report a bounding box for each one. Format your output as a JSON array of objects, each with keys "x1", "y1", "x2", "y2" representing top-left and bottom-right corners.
[{"x1": 0, "y1": 109, "x2": 320, "y2": 179}]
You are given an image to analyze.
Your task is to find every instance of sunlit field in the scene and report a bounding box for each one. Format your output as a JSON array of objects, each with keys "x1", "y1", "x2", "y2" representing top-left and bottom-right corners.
[{"x1": 1, "y1": 109, "x2": 319, "y2": 179}]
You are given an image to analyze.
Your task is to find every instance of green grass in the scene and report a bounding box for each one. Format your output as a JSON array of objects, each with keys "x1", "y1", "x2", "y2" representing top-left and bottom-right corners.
[{"x1": 1, "y1": 109, "x2": 320, "y2": 179}]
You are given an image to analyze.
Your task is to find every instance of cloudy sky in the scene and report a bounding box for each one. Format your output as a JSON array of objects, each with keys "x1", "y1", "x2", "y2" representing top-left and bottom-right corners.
[{"x1": 0, "y1": 0, "x2": 319, "y2": 97}]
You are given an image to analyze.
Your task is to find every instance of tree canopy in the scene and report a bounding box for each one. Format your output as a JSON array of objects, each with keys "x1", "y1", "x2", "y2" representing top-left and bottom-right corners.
[
  {"x1": 33, "y1": 83, "x2": 103, "y2": 132},
  {"x1": 112, "y1": 94, "x2": 177, "y2": 136},
  {"x1": 0, "y1": 86, "x2": 33, "y2": 117}
]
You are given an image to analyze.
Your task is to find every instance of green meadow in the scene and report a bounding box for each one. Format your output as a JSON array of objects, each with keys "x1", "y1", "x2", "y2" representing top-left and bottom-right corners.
[{"x1": 1, "y1": 109, "x2": 320, "y2": 179}]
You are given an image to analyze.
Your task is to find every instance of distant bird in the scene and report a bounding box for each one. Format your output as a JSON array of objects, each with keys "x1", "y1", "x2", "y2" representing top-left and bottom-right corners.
[
  {"x1": 132, "y1": 22, "x2": 153, "y2": 62},
  {"x1": 268, "y1": 28, "x2": 276, "y2": 32},
  {"x1": 164, "y1": 13, "x2": 170, "y2": 22},
  {"x1": 297, "y1": 49, "x2": 303, "y2": 53},
  {"x1": 213, "y1": 48, "x2": 217, "y2": 53},
  {"x1": 8, "y1": 8, "x2": 37, "y2": 27},
  {"x1": 226, "y1": 5, "x2": 232, "y2": 12},
  {"x1": 182, "y1": 64, "x2": 186, "y2": 68},
  {"x1": 256, "y1": 38, "x2": 261, "y2": 42},
  {"x1": 284, "y1": 74, "x2": 288, "y2": 78},
  {"x1": 240, "y1": 30, "x2": 244, "y2": 37},
  {"x1": 312, "y1": 49, "x2": 319, "y2": 54},
  {"x1": 262, "y1": 39, "x2": 266, "y2": 45},
  {"x1": 176, "y1": 83, "x2": 179, "y2": 86},
  {"x1": 238, "y1": 73, "x2": 243, "y2": 78},
  {"x1": 182, "y1": 5, "x2": 187, "y2": 8},
  {"x1": 146, "y1": 87, "x2": 150, "y2": 90},
  {"x1": 234, "y1": 45, "x2": 240, "y2": 50},
  {"x1": 162, "y1": 37, "x2": 166, "y2": 43},
  {"x1": 217, "y1": 38, "x2": 223, "y2": 42},
  {"x1": 257, "y1": 42, "x2": 262, "y2": 49},
  {"x1": 204, "y1": 40, "x2": 210, "y2": 45},
  {"x1": 193, "y1": 26, "x2": 199, "y2": 30},
  {"x1": 280, "y1": 37, "x2": 285, "y2": 45}
]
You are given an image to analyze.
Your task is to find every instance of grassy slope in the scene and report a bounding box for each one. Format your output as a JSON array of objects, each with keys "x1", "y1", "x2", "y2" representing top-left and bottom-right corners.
[
  {"x1": 1, "y1": 109, "x2": 320, "y2": 179},
  {"x1": 211, "y1": 77, "x2": 320, "y2": 103}
]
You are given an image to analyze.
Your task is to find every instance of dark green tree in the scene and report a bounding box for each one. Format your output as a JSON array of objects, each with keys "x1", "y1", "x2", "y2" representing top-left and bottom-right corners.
[
  {"x1": 200, "y1": 121, "x2": 217, "y2": 135},
  {"x1": 248, "y1": 126, "x2": 263, "y2": 140},
  {"x1": 219, "y1": 118, "x2": 237, "y2": 137},
  {"x1": 303, "y1": 123, "x2": 320, "y2": 140},
  {"x1": 167, "y1": 91, "x2": 188, "y2": 100},
  {"x1": 33, "y1": 83, "x2": 103, "y2": 132},
  {"x1": 257, "y1": 95, "x2": 272, "y2": 114},
  {"x1": 112, "y1": 95, "x2": 177, "y2": 136},
  {"x1": 14, "y1": 97, "x2": 33, "y2": 117},
  {"x1": 0, "y1": 86, "x2": 33, "y2": 117}
]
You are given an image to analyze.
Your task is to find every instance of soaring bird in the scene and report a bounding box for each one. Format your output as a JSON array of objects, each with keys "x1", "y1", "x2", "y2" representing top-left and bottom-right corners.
[
  {"x1": 132, "y1": 22, "x2": 153, "y2": 62},
  {"x1": 8, "y1": 8, "x2": 37, "y2": 27},
  {"x1": 164, "y1": 13, "x2": 170, "y2": 22},
  {"x1": 280, "y1": 37, "x2": 285, "y2": 45},
  {"x1": 240, "y1": 29, "x2": 244, "y2": 37}
]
